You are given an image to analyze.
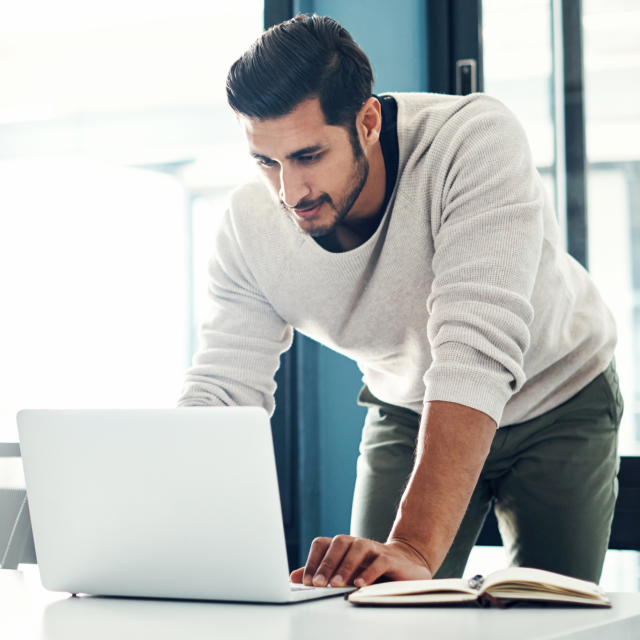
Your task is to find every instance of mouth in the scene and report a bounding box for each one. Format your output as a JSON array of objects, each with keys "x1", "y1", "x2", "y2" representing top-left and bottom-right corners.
[{"x1": 292, "y1": 202, "x2": 322, "y2": 220}]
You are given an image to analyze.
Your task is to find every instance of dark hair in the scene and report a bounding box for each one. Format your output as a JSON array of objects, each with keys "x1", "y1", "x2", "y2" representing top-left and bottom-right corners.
[{"x1": 226, "y1": 14, "x2": 374, "y2": 140}]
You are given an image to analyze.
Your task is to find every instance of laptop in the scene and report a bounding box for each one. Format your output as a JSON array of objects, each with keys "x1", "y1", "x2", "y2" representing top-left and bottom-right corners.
[{"x1": 17, "y1": 407, "x2": 355, "y2": 603}]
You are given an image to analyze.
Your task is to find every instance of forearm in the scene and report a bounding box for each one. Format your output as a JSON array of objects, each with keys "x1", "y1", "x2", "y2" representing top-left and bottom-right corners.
[{"x1": 388, "y1": 400, "x2": 496, "y2": 575}]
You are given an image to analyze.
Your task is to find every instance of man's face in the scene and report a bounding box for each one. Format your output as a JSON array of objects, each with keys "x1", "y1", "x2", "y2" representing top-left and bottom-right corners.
[{"x1": 240, "y1": 98, "x2": 369, "y2": 237}]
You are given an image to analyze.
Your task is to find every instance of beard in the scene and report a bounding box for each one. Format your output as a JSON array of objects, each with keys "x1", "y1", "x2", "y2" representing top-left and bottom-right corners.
[{"x1": 280, "y1": 149, "x2": 370, "y2": 238}]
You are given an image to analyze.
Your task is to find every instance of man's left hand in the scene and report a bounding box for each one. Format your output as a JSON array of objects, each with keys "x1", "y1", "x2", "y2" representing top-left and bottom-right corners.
[{"x1": 289, "y1": 536, "x2": 432, "y2": 587}]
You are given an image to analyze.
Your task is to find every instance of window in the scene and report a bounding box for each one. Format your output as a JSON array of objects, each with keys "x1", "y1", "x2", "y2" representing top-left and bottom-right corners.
[
  {"x1": 482, "y1": 0, "x2": 640, "y2": 456},
  {"x1": 583, "y1": 0, "x2": 640, "y2": 456},
  {"x1": 0, "y1": 0, "x2": 263, "y2": 441}
]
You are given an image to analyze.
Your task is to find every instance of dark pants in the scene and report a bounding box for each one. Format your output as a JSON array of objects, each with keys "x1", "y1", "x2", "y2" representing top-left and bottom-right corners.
[{"x1": 350, "y1": 361, "x2": 623, "y2": 583}]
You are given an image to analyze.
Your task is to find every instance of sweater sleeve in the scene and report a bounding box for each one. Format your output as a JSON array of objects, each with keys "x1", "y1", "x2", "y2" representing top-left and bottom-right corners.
[
  {"x1": 177, "y1": 209, "x2": 292, "y2": 414},
  {"x1": 423, "y1": 99, "x2": 544, "y2": 425}
]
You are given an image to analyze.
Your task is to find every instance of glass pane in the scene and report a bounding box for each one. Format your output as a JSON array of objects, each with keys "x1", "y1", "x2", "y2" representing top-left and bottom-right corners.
[
  {"x1": 482, "y1": 0, "x2": 555, "y2": 196},
  {"x1": 0, "y1": 1, "x2": 263, "y2": 122},
  {"x1": 583, "y1": 0, "x2": 640, "y2": 455},
  {"x1": 0, "y1": 159, "x2": 186, "y2": 441},
  {"x1": 0, "y1": 1, "x2": 263, "y2": 441}
]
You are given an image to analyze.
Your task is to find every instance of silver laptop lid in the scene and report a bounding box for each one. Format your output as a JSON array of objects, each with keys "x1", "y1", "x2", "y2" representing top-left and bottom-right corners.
[{"x1": 17, "y1": 407, "x2": 291, "y2": 602}]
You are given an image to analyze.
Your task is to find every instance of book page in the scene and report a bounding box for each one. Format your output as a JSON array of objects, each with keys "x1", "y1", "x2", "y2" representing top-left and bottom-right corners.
[
  {"x1": 481, "y1": 568, "x2": 607, "y2": 600},
  {"x1": 350, "y1": 592, "x2": 478, "y2": 605},
  {"x1": 350, "y1": 578, "x2": 477, "y2": 599}
]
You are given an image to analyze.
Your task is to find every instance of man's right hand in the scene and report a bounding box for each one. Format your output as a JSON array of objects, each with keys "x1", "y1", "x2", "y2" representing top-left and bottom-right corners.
[{"x1": 290, "y1": 535, "x2": 432, "y2": 587}]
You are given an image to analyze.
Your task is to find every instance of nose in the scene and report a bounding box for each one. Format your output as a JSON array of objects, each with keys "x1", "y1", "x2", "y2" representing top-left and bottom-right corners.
[{"x1": 279, "y1": 166, "x2": 311, "y2": 208}]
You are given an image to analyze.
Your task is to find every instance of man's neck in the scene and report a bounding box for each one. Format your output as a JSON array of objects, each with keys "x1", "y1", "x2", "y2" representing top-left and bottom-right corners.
[{"x1": 317, "y1": 140, "x2": 387, "y2": 253}]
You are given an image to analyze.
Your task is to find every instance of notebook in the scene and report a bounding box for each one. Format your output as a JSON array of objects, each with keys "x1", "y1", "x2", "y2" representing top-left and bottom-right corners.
[{"x1": 348, "y1": 567, "x2": 611, "y2": 608}]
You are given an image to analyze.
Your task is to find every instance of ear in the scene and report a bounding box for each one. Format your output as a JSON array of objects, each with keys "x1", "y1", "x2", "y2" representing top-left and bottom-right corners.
[{"x1": 357, "y1": 97, "x2": 382, "y2": 150}]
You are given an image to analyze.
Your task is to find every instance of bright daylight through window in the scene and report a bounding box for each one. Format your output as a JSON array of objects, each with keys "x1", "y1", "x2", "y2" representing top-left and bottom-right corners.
[{"x1": 0, "y1": 0, "x2": 263, "y2": 441}]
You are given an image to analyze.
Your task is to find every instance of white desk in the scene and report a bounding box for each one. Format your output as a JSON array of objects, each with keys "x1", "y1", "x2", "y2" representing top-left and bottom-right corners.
[{"x1": 2, "y1": 567, "x2": 640, "y2": 640}]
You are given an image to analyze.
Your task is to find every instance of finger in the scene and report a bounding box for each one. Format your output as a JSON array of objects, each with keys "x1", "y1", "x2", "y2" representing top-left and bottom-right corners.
[
  {"x1": 302, "y1": 538, "x2": 332, "y2": 586},
  {"x1": 312, "y1": 535, "x2": 355, "y2": 587},
  {"x1": 330, "y1": 538, "x2": 377, "y2": 587},
  {"x1": 290, "y1": 567, "x2": 305, "y2": 584},
  {"x1": 354, "y1": 554, "x2": 391, "y2": 587}
]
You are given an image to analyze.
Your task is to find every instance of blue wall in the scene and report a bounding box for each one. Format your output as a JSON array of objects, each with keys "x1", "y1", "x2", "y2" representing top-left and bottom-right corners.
[
  {"x1": 292, "y1": 0, "x2": 427, "y2": 551},
  {"x1": 294, "y1": 0, "x2": 427, "y2": 94},
  {"x1": 317, "y1": 349, "x2": 366, "y2": 537}
]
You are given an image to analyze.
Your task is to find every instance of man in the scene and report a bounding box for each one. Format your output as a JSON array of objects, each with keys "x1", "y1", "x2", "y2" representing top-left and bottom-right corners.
[{"x1": 179, "y1": 15, "x2": 622, "y2": 588}]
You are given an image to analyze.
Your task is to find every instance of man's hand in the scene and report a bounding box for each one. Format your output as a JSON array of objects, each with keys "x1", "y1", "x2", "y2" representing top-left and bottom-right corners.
[
  {"x1": 291, "y1": 401, "x2": 496, "y2": 589},
  {"x1": 289, "y1": 536, "x2": 432, "y2": 587}
]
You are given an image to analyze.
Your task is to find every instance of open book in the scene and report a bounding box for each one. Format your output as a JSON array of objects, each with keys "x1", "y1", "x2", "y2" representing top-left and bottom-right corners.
[{"x1": 348, "y1": 568, "x2": 611, "y2": 608}]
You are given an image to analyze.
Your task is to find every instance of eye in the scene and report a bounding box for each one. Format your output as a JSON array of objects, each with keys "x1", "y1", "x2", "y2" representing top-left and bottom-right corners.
[
  {"x1": 257, "y1": 158, "x2": 275, "y2": 168},
  {"x1": 298, "y1": 153, "x2": 321, "y2": 164}
]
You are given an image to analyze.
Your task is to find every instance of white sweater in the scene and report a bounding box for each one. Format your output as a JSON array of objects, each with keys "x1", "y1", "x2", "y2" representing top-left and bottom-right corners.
[{"x1": 178, "y1": 92, "x2": 616, "y2": 427}]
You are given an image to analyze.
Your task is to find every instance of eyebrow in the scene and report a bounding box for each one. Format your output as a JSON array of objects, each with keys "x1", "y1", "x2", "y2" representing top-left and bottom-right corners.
[{"x1": 250, "y1": 143, "x2": 328, "y2": 163}]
